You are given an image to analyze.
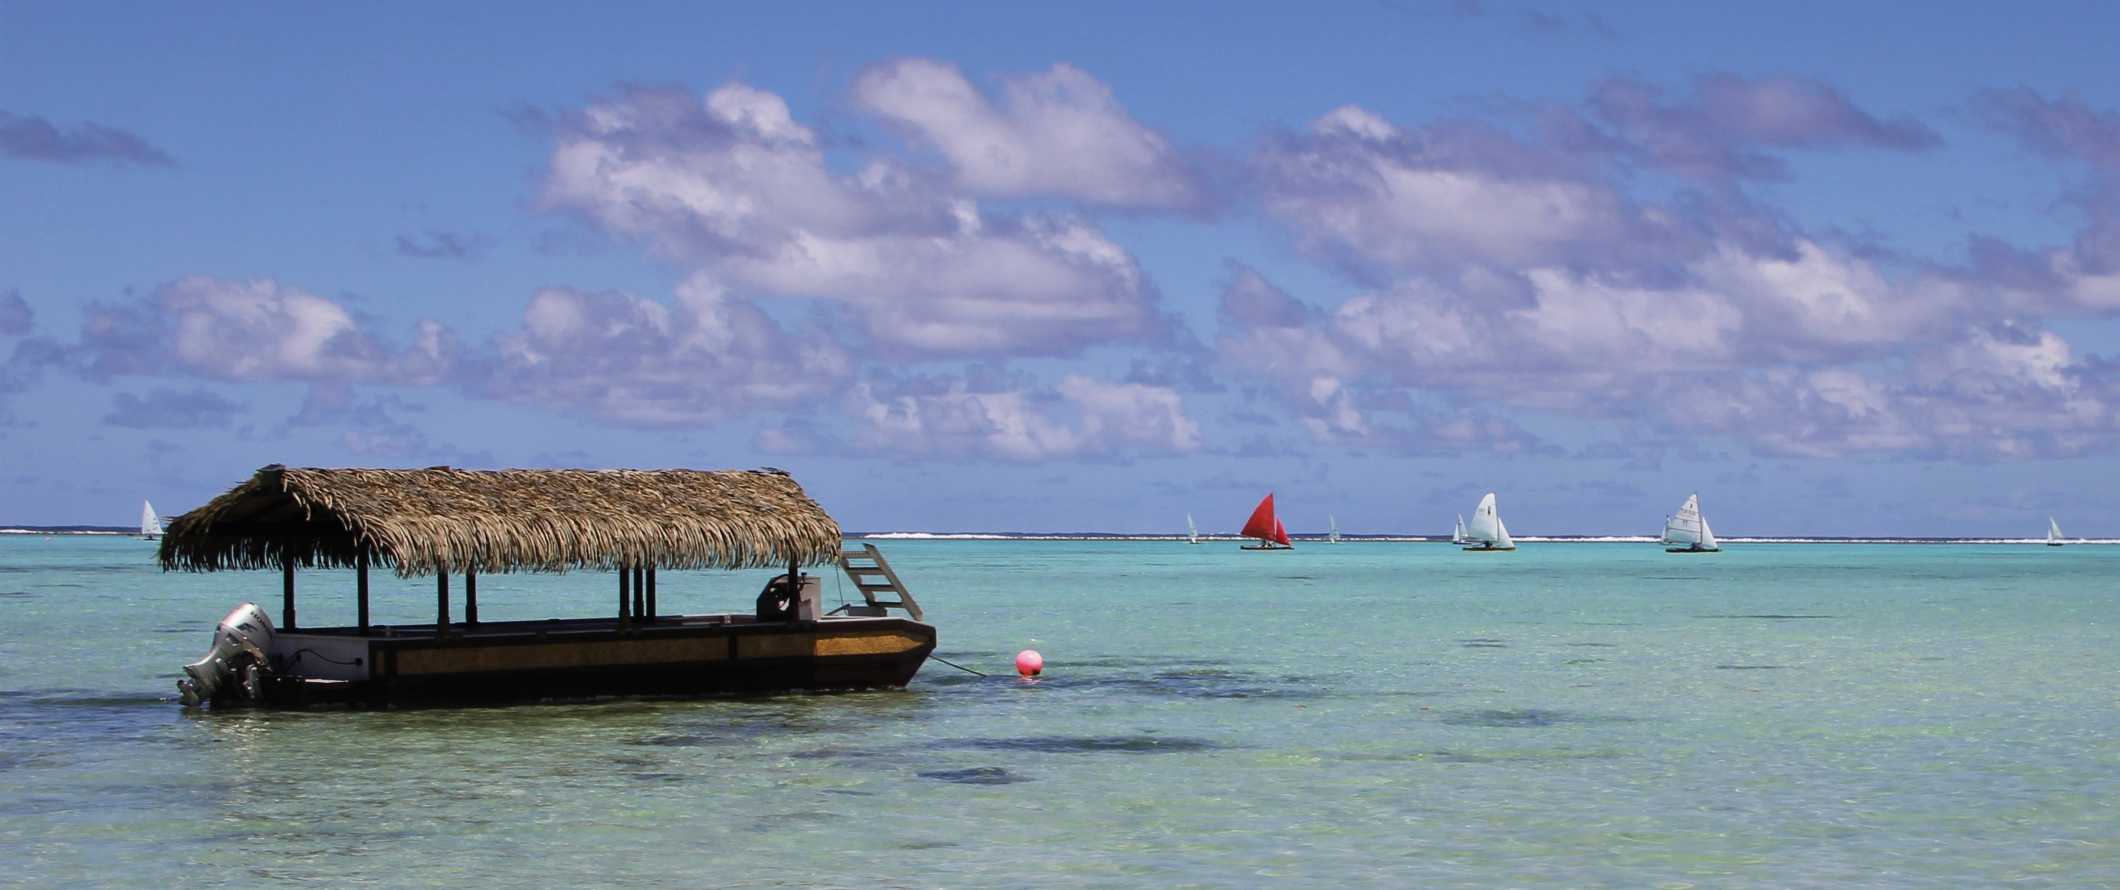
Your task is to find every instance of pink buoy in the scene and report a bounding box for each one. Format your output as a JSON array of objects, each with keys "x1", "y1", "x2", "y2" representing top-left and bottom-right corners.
[{"x1": 1015, "y1": 649, "x2": 1044, "y2": 677}]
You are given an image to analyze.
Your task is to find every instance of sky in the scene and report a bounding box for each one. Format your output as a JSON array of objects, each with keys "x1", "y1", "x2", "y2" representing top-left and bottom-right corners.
[{"x1": 4, "y1": 1, "x2": 2120, "y2": 535}]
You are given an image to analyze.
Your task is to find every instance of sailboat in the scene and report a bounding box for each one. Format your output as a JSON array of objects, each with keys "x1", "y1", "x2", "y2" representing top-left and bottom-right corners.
[
  {"x1": 1451, "y1": 514, "x2": 1468, "y2": 545},
  {"x1": 1662, "y1": 494, "x2": 1720, "y2": 553},
  {"x1": 1240, "y1": 493, "x2": 1293, "y2": 551},
  {"x1": 1328, "y1": 514, "x2": 1340, "y2": 544},
  {"x1": 1461, "y1": 493, "x2": 1515, "y2": 552},
  {"x1": 2047, "y1": 517, "x2": 2066, "y2": 547},
  {"x1": 1186, "y1": 513, "x2": 1201, "y2": 545},
  {"x1": 140, "y1": 500, "x2": 164, "y2": 540}
]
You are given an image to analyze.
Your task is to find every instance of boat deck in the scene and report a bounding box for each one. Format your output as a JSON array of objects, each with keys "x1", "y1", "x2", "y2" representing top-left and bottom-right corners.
[
  {"x1": 264, "y1": 612, "x2": 936, "y2": 706},
  {"x1": 290, "y1": 611, "x2": 827, "y2": 641}
]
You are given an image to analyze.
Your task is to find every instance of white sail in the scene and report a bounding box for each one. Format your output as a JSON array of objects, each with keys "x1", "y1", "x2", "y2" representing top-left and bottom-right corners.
[
  {"x1": 140, "y1": 500, "x2": 163, "y2": 537},
  {"x1": 1465, "y1": 493, "x2": 1513, "y2": 548},
  {"x1": 1663, "y1": 494, "x2": 1719, "y2": 551},
  {"x1": 1328, "y1": 514, "x2": 1340, "y2": 544},
  {"x1": 1187, "y1": 513, "x2": 1199, "y2": 545},
  {"x1": 1663, "y1": 494, "x2": 1702, "y2": 546},
  {"x1": 2048, "y1": 516, "x2": 2063, "y2": 545},
  {"x1": 1452, "y1": 514, "x2": 1468, "y2": 544}
]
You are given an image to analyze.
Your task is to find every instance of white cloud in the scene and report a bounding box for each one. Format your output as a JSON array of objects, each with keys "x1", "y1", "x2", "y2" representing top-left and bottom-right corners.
[
  {"x1": 82, "y1": 276, "x2": 448, "y2": 384},
  {"x1": 1257, "y1": 105, "x2": 1675, "y2": 277},
  {"x1": 542, "y1": 82, "x2": 1164, "y2": 357},
  {"x1": 853, "y1": 59, "x2": 1202, "y2": 209},
  {"x1": 847, "y1": 373, "x2": 1200, "y2": 461},
  {"x1": 483, "y1": 276, "x2": 850, "y2": 425}
]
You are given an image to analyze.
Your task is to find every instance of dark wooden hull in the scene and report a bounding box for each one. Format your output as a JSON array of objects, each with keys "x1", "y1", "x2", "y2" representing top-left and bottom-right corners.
[
  {"x1": 256, "y1": 615, "x2": 935, "y2": 708},
  {"x1": 1665, "y1": 546, "x2": 1720, "y2": 553}
]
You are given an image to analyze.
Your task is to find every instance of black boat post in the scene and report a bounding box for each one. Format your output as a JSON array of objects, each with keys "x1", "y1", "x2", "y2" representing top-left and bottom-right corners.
[
  {"x1": 436, "y1": 568, "x2": 450, "y2": 639},
  {"x1": 281, "y1": 555, "x2": 296, "y2": 630},
  {"x1": 355, "y1": 546, "x2": 370, "y2": 634}
]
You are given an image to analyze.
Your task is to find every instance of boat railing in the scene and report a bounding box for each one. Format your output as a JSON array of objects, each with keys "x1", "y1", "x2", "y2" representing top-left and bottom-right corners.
[{"x1": 837, "y1": 544, "x2": 923, "y2": 621}]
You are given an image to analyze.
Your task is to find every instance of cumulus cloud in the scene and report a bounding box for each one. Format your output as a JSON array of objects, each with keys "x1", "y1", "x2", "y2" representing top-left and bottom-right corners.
[
  {"x1": 102, "y1": 387, "x2": 244, "y2": 429},
  {"x1": 0, "y1": 289, "x2": 30, "y2": 336},
  {"x1": 280, "y1": 383, "x2": 492, "y2": 464},
  {"x1": 77, "y1": 277, "x2": 451, "y2": 384},
  {"x1": 1, "y1": 338, "x2": 63, "y2": 399},
  {"x1": 0, "y1": 110, "x2": 173, "y2": 167},
  {"x1": 1212, "y1": 228, "x2": 2120, "y2": 460},
  {"x1": 852, "y1": 59, "x2": 1205, "y2": 209},
  {"x1": 394, "y1": 229, "x2": 489, "y2": 261},
  {"x1": 1220, "y1": 238, "x2": 1961, "y2": 390},
  {"x1": 540, "y1": 81, "x2": 1165, "y2": 356},
  {"x1": 845, "y1": 372, "x2": 1201, "y2": 461},
  {"x1": 1973, "y1": 88, "x2": 2120, "y2": 171},
  {"x1": 1257, "y1": 108, "x2": 1693, "y2": 281},
  {"x1": 1972, "y1": 90, "x2": 2120, "y2": 287},
  {"x1": 1257, "y1": 78, "x2": 1932, "y2": 285},
  {"x1": 473, "y1": 276, "x2": 850, "y2": 425},
  {"x1": 1229, "y1": 85, "x2": 2120, "y2": 463},
  {"x1": 1588, "y1": 74, "x2": 1939, "y2": 180},
  {"x1": 1284, "y1": 372, "x2": 1554, "y2": 456},
  {"x1": 1645, "y1": 323, "x2": 2118, "y2": 460}
]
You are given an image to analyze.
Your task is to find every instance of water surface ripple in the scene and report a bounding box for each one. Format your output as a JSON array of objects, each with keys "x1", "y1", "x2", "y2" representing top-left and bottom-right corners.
[{"x1": 1, "y1": 537, "x2": 2115, "y2": 885}]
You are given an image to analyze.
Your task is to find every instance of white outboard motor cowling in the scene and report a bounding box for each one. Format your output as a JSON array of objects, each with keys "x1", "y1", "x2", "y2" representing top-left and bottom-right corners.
[{"x1": 177, "y1": 603, "x2": 276, "y2": 707}]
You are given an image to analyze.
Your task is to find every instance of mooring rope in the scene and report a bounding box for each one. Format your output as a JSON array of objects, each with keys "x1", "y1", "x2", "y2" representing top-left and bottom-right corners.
[{"x1": 929, "y1": 654, "x2": 987, "y2": 677}]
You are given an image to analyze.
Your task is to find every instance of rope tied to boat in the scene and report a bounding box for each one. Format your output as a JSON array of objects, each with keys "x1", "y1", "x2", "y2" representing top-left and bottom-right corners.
[{"x1": 929, "y1": 654, "x2": 987, "y2": 677}]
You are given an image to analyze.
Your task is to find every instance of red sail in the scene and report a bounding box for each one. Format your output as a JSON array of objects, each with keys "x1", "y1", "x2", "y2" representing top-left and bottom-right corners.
[
  {"x1": 1272, "y1": 517, "x2": 1292, "y2": 546},
  {"x1": 1240, "y1": 493, "x2": 1277, "y2": 540}
]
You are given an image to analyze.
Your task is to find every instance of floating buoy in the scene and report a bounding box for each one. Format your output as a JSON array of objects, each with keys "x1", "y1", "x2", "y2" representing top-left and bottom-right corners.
[{"x1": 1015, "y1": 649, "x2": 1044, "y2": 677}]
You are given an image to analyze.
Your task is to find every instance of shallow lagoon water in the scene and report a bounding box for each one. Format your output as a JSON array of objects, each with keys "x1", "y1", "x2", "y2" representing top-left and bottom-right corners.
[{"x1": 1, "y1": 536, "x2": 2115, "y2": 886}]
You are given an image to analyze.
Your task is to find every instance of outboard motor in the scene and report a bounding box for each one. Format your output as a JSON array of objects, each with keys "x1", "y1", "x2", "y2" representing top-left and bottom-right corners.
[{"x1": 176, "y1": 603, "x2": 276, "y2": 706}]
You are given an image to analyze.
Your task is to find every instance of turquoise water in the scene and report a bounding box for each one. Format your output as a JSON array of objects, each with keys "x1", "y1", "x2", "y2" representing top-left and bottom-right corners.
[{"x1": 1, "y1": 536, "x2": 2115, "y2": 887}]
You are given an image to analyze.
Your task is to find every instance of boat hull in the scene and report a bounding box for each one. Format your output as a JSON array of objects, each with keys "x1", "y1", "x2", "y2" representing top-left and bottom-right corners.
[
  {"x1": 244, "y1": 614, "x2": 936, "y2": 708},
  {"x1": 1461, "y1": 545, "x2": 1516, "y2": 552},
  {"x1": 1239, "y1": 544, "x2": 1292, "y2": 551},
  {"x1": 1664, "y1": 545, "x2": 1720, "y2": 553}
]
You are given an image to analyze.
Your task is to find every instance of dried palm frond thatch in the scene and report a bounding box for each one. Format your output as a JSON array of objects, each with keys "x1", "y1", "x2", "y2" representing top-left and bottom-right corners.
[{"x1": 159, "y1": 465, "x2": 844, "y2": 577}]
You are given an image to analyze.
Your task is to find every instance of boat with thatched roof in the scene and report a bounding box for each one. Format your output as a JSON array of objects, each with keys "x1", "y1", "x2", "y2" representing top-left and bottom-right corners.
[{"x1": 164, "y1": 465, "x2": 933, "y2": 707}]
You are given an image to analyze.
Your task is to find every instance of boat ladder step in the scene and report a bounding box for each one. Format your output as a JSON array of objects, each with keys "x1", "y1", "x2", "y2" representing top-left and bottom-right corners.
[{"x1": 837, "y1": 544, "x2": 923, "y2": 621}]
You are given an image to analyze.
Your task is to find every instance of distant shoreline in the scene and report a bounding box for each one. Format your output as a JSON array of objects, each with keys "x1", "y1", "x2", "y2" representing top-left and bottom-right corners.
[
  {"x1": 850, "y1": 532, "x2": 2113, "y2": 544},
  {"x1": 7, "y1": 527, "x2": 2105, "y2": 545}
]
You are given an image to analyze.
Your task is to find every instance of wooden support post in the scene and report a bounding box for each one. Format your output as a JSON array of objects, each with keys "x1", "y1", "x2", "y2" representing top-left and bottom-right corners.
[
  {"x1": 436, "y1": 569, "x2": 450, "y2": 639},
  {"x1": 281, "y1": 555, "x2": 297, "y2": 630},
  {"x1": 618, "y1": 564, "x2": 630, "y2": 623},
  {"x1": 355, "y1": 547, "x2": 370, "y2": 634},
  {"x1": 631, "y1": 565, "x2": 645, "y2": 621},
  {"x1": 646, "y1": 564, "x2": 657, "y2": 621},
  {"x1": 465, "y1": 565, "x2": 478, "y2": 625}
]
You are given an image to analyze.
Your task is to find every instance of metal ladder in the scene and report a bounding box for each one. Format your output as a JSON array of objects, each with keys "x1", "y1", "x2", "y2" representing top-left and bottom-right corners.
[{"x1": 837, "y1": 543, "x2": 924, "y2": 621}]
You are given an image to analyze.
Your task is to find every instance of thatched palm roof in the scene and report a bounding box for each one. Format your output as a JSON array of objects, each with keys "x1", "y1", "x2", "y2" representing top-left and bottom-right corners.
[{"x1": 159, "y1": 465, "x2": 844, "y2": 577}]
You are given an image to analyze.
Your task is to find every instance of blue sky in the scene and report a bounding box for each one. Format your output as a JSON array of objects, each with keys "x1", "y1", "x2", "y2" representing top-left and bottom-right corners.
[{"x1": 5, "y1": 1, "x2": 2120, "y2": 535}]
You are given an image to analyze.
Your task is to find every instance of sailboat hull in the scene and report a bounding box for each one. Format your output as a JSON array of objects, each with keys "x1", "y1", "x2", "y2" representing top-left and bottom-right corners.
[
  {"x1": 1461, "y1": 545, "x2": 1515, "y2": 552},
  {"x1": 1665, "y1": 545, "x2": 1720, "y2": 553},
  {"x1": 1240, "y1": 544, "x2": 1292, "y2": 551},
  {"x1": 2046, "y1": 542, "x2": 2065, "y2": 547}
]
